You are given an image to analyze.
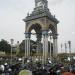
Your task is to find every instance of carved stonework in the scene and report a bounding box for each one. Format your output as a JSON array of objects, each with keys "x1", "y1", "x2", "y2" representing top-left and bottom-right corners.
[{"x1": 23, "y1": 0, "x2": 59, "y2": 63}]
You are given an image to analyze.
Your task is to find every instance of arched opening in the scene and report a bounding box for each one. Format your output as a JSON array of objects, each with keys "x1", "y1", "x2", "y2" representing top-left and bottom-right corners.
[
  {"x1": 31, "y1": 29, "x2": 37, "y2": 41},
  {"x1": 30, "y1": 29, "x2": 37, "y2": 56},
  {"x1": 48, "y1": 30, "x2": 53, "y2": 58},
  {"x1": 24, "y1": 22, "x2": 58, "y2": 62},
  {"x1": 49, "y1": 24, "x2": 57, "y2": 34},
  {"x1": 26, "y1": 23, "x2": 42, "y2": 56}
]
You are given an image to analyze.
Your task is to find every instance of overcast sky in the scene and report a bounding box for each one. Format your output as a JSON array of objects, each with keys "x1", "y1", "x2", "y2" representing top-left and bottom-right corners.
[{"x1": 0, "y1": 0, "x2": 75, "y2": 53}]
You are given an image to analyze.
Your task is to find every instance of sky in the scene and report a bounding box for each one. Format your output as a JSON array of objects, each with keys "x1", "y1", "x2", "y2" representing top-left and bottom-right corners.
[{"x1": 0, "y1": 0, "x2": 75, "y2": 53}]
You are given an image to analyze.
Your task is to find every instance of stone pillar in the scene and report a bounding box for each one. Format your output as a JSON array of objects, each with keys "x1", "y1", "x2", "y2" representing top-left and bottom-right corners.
[
  {"x1": 36, "y1": 41, "x2": 40, "y2": 56},
  {"x1": 27, "y1": 38, "x2": 29, "y2": 57},
  {"x1": 29, "y1": 38, "x2": 30, "y2": 57},
  {"x1": 42, "y1": 34, "x2": 45, "y2": 64},
  {"x1": 53, "y1": 35, "x2": 58, "y2": 59},
  {"x1": 36, "y1": 34, "x2": 42, "y2": 60},
  {"x1": 25, "y1": 33, "x2": 30, "y2": 58},
  {"x1": 25, "y1": 36, "x2": 27, "y2": 58},
  {"x1": 42, "y1": 30, "x2": 48, "y2": 64},
  {"x1": 50, "y1": 36, "x2": 52, "y2": 60}
]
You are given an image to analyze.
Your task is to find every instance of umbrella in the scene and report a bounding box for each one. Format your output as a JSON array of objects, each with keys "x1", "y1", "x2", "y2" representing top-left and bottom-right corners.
[
  {"x1": 19, "y1": 70, "x2": 32, "y2": 75},
  {"x1": 62, "y1": 72, "x2": 74, "y2": 75}
]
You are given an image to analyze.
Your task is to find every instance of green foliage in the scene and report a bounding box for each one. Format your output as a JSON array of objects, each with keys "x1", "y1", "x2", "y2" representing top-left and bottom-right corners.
[
  {"x1": 19, "y1": 40, "x2": 37, "y2": 55},
  {"x1": 0, "y1": 39, "x2": 11, "y2": 53}
]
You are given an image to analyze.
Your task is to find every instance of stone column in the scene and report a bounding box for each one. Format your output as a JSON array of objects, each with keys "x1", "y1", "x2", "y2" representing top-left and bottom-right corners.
[
  {"x1": 53, "y1": 35, "x2": 58, "y2": 59},
  {"x1": 27, "y1": 37, "x2": 30, "y2": 58},
  {"x1": 50, "y1": 36, "x2": 52, "y2": 60},
  {"x1": 45, "y1": 34, "x2": 48, "y2": 60},
  {"x1": 36, "y1": 34, "x2": 42, "y2": 60},
  {"x1": 25, "y1": 33, "x2": 30, "y2": 58},
  {"x1": 27, "y1": 38, "x2": 29, "y2": 57},
  {"x1": 25, "y1": 39, "x2": 27, "y2": 58},
  {"x1": 29, "y1": 38, "x2": 30, "y2": 57},
  {"x1": 36, "y1": 41, "x2": 40, "y2": 58},
  {"x1": 42, "y1": 30, "x2": 48, "y2": 64},
  {"x1": 42, "y1": 34, "x2": 45, "y2": 65}
]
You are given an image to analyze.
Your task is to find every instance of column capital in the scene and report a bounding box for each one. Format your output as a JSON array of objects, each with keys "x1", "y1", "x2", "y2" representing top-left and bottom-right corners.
[{"x1": 24, "y1": 33, "x2": 31, "y2": 38}]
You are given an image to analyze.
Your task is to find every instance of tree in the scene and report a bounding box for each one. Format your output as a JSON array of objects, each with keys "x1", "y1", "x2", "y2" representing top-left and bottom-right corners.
[
  {"x1": 19, "y1": 40, "x2": 37, "y2": 55},
  {"x1": 0, "y1": 39, "x2": 11, "y2": 53}
]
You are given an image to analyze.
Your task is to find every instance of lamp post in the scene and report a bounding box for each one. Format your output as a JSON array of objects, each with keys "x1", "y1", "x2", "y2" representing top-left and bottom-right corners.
[
  {"x1": 65, "y1": 42, "x2": 67, "y2": 53},
  {"x1": 10, "y1": 39, "x2": 14, "y2": 64},
  {"x1": 61, "y1": 43, "x2": 62, "y2": 53},
  {"x1": 68, "y1": 41, "x2": 71, "y2": 62}
]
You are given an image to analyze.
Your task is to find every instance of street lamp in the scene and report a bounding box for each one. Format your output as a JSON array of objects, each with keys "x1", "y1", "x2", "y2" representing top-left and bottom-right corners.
[
  {"x1": 65, "y1": 42, "x2": 67, "y2": 53},
  {"x1": 68, "y1": 41, "x2": 71, "y2": 62},
  {"x1": 10, "y1": 39, "x2": 14, "y2": 64}
]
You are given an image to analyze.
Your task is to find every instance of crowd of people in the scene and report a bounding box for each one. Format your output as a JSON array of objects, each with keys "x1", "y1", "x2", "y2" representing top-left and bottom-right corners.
[{"x1": 0, "y1": 60, "x2": 75, "y2": 75}]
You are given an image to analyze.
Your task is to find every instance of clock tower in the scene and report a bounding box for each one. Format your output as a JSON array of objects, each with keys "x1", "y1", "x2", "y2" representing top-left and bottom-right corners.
[
  {"x1": 23, "y1": 0, "x2": 59, "y2": 64},
  {"x1": 35, "y1": 0, "x2": 48, "y2": 8}
]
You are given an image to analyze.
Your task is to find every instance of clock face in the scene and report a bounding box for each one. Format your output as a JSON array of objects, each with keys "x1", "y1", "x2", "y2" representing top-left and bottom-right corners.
[{"x1": 37, "y1": 1, "x2": 43, "y2": 7}]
